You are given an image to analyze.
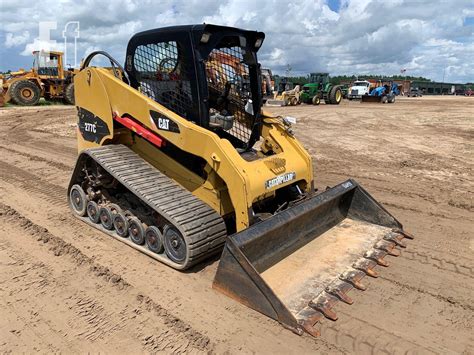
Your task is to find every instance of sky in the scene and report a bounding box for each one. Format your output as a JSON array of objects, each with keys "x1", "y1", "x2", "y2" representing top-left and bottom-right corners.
[{"x1": 0, "y1": 0, "x2": 473, "y2": 83}]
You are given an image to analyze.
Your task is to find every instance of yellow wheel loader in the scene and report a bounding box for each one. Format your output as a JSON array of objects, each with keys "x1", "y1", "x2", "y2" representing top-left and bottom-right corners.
[
  {"x1": 0, "y1": 50, "x2": 76, "y2": 107},
  {"x1": 68, "y1": 25, "x2": 413, "y2": 337}
]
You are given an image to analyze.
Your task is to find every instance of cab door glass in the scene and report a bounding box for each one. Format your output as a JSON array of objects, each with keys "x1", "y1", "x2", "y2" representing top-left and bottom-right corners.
[{"x1": 38, "y1": 52, "x2": 59, "y2": 76}]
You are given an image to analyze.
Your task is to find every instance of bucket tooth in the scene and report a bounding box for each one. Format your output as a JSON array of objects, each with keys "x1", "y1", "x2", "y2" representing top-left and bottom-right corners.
[
  {"x1": 374, "y1": 240, "x2": 400, "y2": 256},
  {"x1": 325, "y1": 280, "x2": 354, "y2": 304},
  {"x1": 393, "y1": 228, "x2": 415, "y2": 240},
  {"x1": 340, "y1": 269, "x2": 367, "y2": 290},
  {"x1": 365, "y1": 249, "x2": 389, "y2": 266},
  {"x1": 296, "y1": 307, "x2": 324, "y2": 337},
  {"x1": 352, "y1": 258, "x2": 379, "y2": 277},
  {"x1": 384, "y1": 232, "x2": 407, "y2": 248},
  {"x1": 309, "y1": 293, "x2": 339, "y2": 321}
]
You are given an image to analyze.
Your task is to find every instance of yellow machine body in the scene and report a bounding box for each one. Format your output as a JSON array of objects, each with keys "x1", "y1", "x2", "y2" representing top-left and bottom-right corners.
[{"x1": 74, "y1": 67, "x2": 313, "y2": 231}]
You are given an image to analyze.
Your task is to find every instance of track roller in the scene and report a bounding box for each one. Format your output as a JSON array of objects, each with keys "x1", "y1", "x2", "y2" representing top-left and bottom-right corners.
[
  {"x1": 99, "y1": 206, "x2": 115, "y2": 230},
  {"x1": 87, "y1": 201, "x2": 100, "y2": 223},
  {"x1": 69, "y1": 184, "x2": 88, "y2": 217},
  {"x1": 113, "y1": 212, "x2": 129, "y2": 237},
  {"x1": 129, "y1": 217, "x2": 145, "y2": 245},
  {"x1": 145, "y1": 226, "x2": 164, "y2": 254}
]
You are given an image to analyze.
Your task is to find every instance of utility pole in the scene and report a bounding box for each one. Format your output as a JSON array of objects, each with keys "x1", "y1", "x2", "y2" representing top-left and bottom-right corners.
[
  {"x1": 442, "y1": 67, "x2": 446, "y2": 95},
  {"x1": 400, "y1": 68, "x2": 408, "y2": 95}
]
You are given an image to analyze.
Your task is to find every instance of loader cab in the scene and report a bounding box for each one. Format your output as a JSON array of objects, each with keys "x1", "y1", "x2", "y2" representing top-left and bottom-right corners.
[
  {"x1": 33, "y1": 50, "x2": 63, "y2": 79},
  {"x1": 276, "y1": 79, "x2": 293, "y2": 94},
  {"x1": 126, "y1": 25, "x2": 265, "y2": 150},
  {"x1": 309, "y1": 72, "x2": 329, "y2": 85}
]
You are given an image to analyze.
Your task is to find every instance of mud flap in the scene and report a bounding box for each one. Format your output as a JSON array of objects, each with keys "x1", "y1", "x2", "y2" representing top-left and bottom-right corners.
[{"x1": 213, "y1": 179, "x2": 413, "y2": 336}]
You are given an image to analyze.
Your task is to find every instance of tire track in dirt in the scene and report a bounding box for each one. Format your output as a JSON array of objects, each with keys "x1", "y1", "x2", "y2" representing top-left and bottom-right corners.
[
  {"x1": 0, "y1": 262, "x2": 63, "y2": 352},
  {"x1": 1, "y1": 228, "x2": 203, "y2": 353},
  {"x1": 0, "y1": 156, "x2": 461, "y2": 354},
  {"x1": 381, "y1": 201, "x2": 468, "y2": 221},
  {"x1": 379, "y1": 275, "x2": 473, "y2": 312},
  {"x1": 0, "y1": 202, "x2": 129, "y2": 288},
  {"x1": 2, "y1": 243, "x2": 125, "y2": 349},
  {"x1": 0, "y1": 183, "x2": 338, "y2": 353},
  {"x1": 0, "y1": 138, "x2": 418, "y2": 353},
  {"x1": 321, "y1": 315, "x2": 434, "y2": 354},
  {"x1": 318, "y1": 171, "x2": 472, "y2": 221},
  {"x1": 403, "y1": 248, "x2": 474, "y2": 277},
  {"x1": 72, "y1": 296, "x2": 120, "y2": 341},
  {"x1": 0, "y1": 203, "x2": 213, "y2": 353},
  {"x1": 0, "y1": 123, "x2": 77, "y2": 161},
  {"x1": 0, "y1": 145, "x2": 72, "y2": 171},
  {"x1": 317, "y1": 247, "x2": 473, "y2": 353},
  {"x1": 24, "y1": 138, "x2": 77, "y2": 157},
  {"x1": 6, "y1": 113, "x2": 470, "y2": 226},
  {"x1": 328, "y1": 284, "x2": 471, "y2": 354},
  {"x1": 0, "y1": 160, "x2": 67, "y2": 207},
  {"x1": 0, "y1": 158, "x2": 337, "y2": 353},
  {"x1": 3, "y1": 155, "x2": 472, "y2": 303},
  {"x1": 2, "y1": 149, "x2": 473, "y2": 279},
  {"x1": 0, "y1": 152, "x2": 472, "y2": 351}
]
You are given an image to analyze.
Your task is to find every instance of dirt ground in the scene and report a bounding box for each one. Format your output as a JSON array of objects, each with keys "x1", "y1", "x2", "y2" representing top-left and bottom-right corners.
[{"x1": 0, "y1": 96, "x2": 472, "y2": 353}]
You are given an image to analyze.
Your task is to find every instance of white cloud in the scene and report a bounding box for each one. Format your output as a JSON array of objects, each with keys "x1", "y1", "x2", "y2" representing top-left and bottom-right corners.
[
  {"x1": 20, "y1": 39, "x2": 64, "y2": 56},
  {"x1": 4, "y1": 31, "x2": 30, "y2": 48},
  {"x1": 0, "y1": 0, "x2": 473, "y2": 82}
]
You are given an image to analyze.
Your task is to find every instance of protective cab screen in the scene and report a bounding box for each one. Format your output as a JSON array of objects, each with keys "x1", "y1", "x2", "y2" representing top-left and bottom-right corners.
[
  {"x1": 133, "y1": 41, "x2": 194, "y2": 120},
  {"x1": 205, "y1": 43, "x2": 257, "y2": 148}
]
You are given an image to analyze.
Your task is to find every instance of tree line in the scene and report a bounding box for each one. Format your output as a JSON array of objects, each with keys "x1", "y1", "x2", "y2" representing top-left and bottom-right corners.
[{"x1": 273, "y1": 74, "x2": 432, "y2": 85}]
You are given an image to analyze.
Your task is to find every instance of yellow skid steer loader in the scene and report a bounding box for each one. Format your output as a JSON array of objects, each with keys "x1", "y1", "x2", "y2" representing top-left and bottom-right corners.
[{"x1": 68, "y1": 24, "x2": 413, "y2": 336}]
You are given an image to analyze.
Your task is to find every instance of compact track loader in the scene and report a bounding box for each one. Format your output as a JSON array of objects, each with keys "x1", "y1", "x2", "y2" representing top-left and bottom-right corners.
[
  {"x1": 68, "y1": 24, "x2": 413, "y2": 336},
  {"x1": 266, "y1": 80, "x2": 301, "y2": 106}
]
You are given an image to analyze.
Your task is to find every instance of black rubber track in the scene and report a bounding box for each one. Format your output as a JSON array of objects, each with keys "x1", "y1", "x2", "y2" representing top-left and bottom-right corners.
[{"x1": 68, "y1": 144, "x2": 227, "y2": 270}]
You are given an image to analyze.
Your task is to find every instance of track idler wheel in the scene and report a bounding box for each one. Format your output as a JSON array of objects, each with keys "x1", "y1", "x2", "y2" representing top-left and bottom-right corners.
[
  {"x1": 128, "y1": 217, "x2": 145, "y2": 245},
  {"x1": 113, "y1": 212, "x2": 129, "y2": 237},
  {"x1": 87, "y1": 201, "x2": 100, "y2": 223},
  {"x1": 163, "y1": 225, "x2": 187, "y2": 264},
  {"x1": 69, "y1": 184, "x2": 88, "y2": 217},
  {"x1": 145, "y1": 226, "x2": 164, "y2": 254}
]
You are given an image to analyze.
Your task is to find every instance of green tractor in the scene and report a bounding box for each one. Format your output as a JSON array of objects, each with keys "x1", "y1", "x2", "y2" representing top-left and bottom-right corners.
[{"x1": 300, "y1": 72, "x2": 343, "y2": 105}]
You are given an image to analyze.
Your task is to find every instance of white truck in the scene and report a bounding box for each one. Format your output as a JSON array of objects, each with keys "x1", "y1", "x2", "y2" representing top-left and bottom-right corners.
[{"x1": 348, "y1": 80, "x2": 371, "y2": 100}]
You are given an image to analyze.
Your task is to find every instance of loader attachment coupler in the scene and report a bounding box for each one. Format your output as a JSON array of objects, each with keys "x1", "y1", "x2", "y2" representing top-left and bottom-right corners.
[{"x1": 213, "y1": 179, "x2": 413, "y2": 336}]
